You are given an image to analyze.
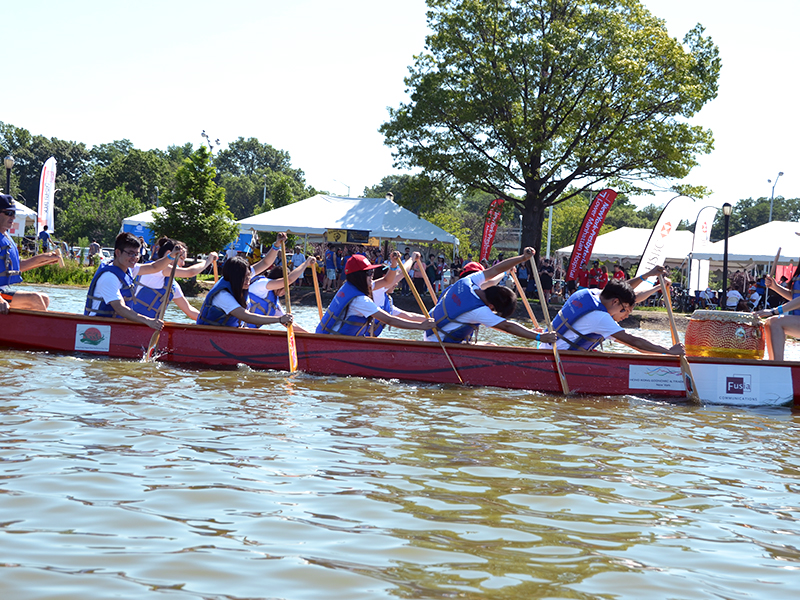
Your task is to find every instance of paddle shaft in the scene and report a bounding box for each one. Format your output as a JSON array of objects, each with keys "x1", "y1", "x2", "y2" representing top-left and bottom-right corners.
[
  {"x1": 312, "y1": 260, "x2": 324, "y2": 321},
  {"x1": 280, "y1": 241, "x2": 298, "y2": 373},
  {"x1": 145, "y1": 252, "x2": 180, "y2": 361},
  {"x1": 397, "y1": 260, "x2": 463, "y2": 384},
  {"x1": 530, "y1": 257, "x2": 570, "y2": 395},
  {"x1": 510, "y1": 268, "x2": 539, "y2": 328},
  {"x1": 212, "y1": 260, "x2": 218, "y2": 283},
  {"x1": 659, "y1": 275, "x2": 701, "y2": 404}
]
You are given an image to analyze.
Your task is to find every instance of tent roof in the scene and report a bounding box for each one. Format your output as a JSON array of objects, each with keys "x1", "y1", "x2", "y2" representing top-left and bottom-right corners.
[
  {"x1": 692, "y1": 221, "x2": 800, "y2": 264},
  {"x1": 554, "y1": 227, "x2": 695, "y2": 266},
  {"x1": 237, "y1": 194, "x2": 457, "y2": 245},
  {"x1": 121, "y1": 207, "x2": 164, "y2": 226}
]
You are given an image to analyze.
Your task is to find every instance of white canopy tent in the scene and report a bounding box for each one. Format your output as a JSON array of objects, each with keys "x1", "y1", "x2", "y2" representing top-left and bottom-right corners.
[
  {"x1": 554, "y1": 227, "x2": 696, "y2": 267},
  {"x1": 237, "y1": 194, "x2": 458, "y2": 247},
  {"x1": 8, "y1": 202, "x2": 37, "y2": 237},
  {"x1": 692, "y1": 221, "x2": 800, "y2": 267},
  {"x1": 120, "y1": 207, "x2": 164, "y2": 245}
]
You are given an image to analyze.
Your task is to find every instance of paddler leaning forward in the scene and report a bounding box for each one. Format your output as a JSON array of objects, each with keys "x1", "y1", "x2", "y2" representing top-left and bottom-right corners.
[
  {"x1": 84, "y1": 232, "x2": 178, "y2": 330},
  {"x1": 197, "y1": 255, "x2": 293, "y2": 329},
  {"x1": 316, "y1": 254, "x2": 435, "y2": 336},
  {"x1": 424, "y1": 247, "x2": 556, "y2": 345},
  {"x1": 541, "y1": 278, "x2": 684, "y2": 355}
]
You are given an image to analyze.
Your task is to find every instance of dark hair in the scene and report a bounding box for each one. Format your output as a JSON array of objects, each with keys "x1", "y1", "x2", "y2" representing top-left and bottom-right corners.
[
  {"x1": 156, "y1": 238, "x2": 178, "y2": 259},
  {"x1": 484, "y1": 286, "x2": 516, "y2": 318},
  {"x1": 266, "y1": 266, "x2": 283, "y2": 280},
  {"x1": 599, "y1": 279, "x2": 636, "y2": 306},
  {"x1": 114, "y1": 232, "x2": 141, "y2": 253},
  {"x1": 222, "y1": 256, "x2": 250, "y2": 307},
  {"x1": 346, "y1": 270, "x2": 373, "y2": 298}
]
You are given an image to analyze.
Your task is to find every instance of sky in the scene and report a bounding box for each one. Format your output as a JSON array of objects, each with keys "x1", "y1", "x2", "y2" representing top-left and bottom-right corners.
[{"x1": 4, "y1": 0, "x2": 798, "y2": 218}]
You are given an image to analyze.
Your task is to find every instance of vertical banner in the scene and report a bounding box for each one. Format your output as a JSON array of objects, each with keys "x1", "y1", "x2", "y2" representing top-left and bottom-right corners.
[
  {"x1": 565, "y1": 188, "x2": 617, "y2": 281},
  {"x1": 688, "y1": 205, "x2": 718, "y2": 293},
  {"x1": 479, "y1": 198, "x2": 505, "y2": 261},
  {"x1": 37, "y1": 156, "x2": 57, "y2": 234},
  {"x1": 634, "y1": 195, "x2": 695, "y2": 285}
]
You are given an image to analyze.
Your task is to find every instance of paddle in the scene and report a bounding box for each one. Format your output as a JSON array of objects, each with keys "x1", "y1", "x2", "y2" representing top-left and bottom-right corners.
[
  {"x1": 530, "y1": 257, "x2": 569, "y2": 394},
  {"x1": 510, "y1": 268, "x2": 539, "y2": 328},
  {"x1": 280, "y1": 240, "x2": 298, "y2": 373},
  {"x1": 311, "y1": 258, "x2": 324, "y2": 321},
  {"x1": 659, "y1": 274, "x2": 701, "y2": 404},
  {"x1": 416, "y1": 257, "x2": 439, "y2": 302},
  {"x1": 212, "y1": 259, "x2": 219, "y2": 283},
  {"x1": 397, "y1": 260, "x2": 463, "y2": 383},
  {"x1": 766, "y1": 247, "x2": 780, "y2": 310},
  {"x1": 144, "y1": 250, "x2": 179, "y2": 362}
]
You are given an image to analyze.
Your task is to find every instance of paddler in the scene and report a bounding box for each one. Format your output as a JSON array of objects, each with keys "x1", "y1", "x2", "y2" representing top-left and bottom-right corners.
[
  {"x1": 316, "y1": 254, "x2": 435, "y2": 336},
  {"x1": 131, "y1": 237, "x2": 218, "y2": 321},
  {"x1": 370, "y1": 250, "x2": 428, "y2": 336},
  {"x1": 196, "y1": 256, "x2": 293, "y2": 328},
  {"x1": 424, "y1": 247, "x2": 557, "y2": 345},
  {"x1": 542, "y1": 278, "x2": 684, "y2": 355},
  {"x1": 753, "y1": 275, "x2": 800, "y2": 360},
  {"x1": 84, "y1": 232, "x2": 177, "y2": 330},
  {"x1": 0, "y1": 194, "x2": 61, "y2": 314},
  {"x1": 247, "y1": 256, "x2": 317, "y2": 332}
]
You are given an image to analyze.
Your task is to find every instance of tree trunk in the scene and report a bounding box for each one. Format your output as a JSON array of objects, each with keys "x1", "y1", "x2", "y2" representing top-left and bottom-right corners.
[{"x1": 521, "y1": 192, "x2": 547, "y2": 265}]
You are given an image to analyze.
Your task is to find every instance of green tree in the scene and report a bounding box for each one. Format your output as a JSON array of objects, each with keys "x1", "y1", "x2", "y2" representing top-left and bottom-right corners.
[
  {"x1": 152, "y1": 146, "x2": 239, "y2": 255},
  {"x1": 90, "y1": 148, "x2": 171, "y2": 203},
  {"x1": 58, "y1": 187, "x2": 145, "y2": 246},
  {"x1": 380, "y1": 0, "x2": 720, "y2": 256},
  {"x1": 363, "y1": 173, "x2": 454, "y2": 215},
  {"x1": 709, "y1": 196, "x2": 800, "y2": 240}
]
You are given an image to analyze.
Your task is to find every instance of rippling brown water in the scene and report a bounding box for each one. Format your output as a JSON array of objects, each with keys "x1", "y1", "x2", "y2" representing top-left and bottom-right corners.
[{"x1": 1, "y1": 286, "x2": 799, "y2": 599}]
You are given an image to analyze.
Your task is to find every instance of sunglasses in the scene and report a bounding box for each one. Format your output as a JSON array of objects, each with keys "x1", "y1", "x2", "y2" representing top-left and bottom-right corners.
[{"x1": 2, "y1": 210, "x2": 15, "y2": 217}]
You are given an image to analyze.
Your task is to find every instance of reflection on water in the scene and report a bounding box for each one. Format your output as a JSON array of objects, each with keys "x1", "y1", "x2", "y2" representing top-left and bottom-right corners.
[{"x1": 1, "y1": 286, "x2": 799, "y2": 599}]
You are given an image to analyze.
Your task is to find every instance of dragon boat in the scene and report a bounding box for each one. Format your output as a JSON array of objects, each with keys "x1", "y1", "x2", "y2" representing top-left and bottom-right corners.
[{"x1": 2, "y1": 308, "x2": 797, "y2": 407}]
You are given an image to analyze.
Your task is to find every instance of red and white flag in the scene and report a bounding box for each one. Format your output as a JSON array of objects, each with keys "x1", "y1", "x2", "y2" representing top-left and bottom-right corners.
[
  {"x1": 479, "y1": 198, "x2": 505, "y2": 261},
  {"x1": 565, "y1": 189, "x2": 617, "y2": 280},
  {"x1": 37, "y1": 157, "x2": 57, "y2": 234},
  {"x1": 634, "y1": 195, "x2": 695, "y2": 285}
]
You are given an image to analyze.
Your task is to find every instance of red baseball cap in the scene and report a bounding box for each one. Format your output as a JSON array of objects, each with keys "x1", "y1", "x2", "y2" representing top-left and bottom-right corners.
[
  {"x1": 344, "y1": 255, "x2": 383, "y2": 275},
  {"x1": 459, "y1": 261, "x2": 484, "y2": 277}
]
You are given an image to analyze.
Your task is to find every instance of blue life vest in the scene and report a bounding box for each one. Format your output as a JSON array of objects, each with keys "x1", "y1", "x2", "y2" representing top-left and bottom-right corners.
[
  {"x1": 0, "y1": 233, "x2": 22, "y2": 287},
  {"x1": 791, "y1": 278, "x2": 800, "y2": 316},
  {"x1": 371, "y1": 290, "x2": 394, "y2": 337},
  {"x1": 197, "y1": 279, "x2": 241, "y2": 328},
  {"x1": 429, "y1": 276, "x2": 486, "y2": 344},
  {"x1": 551, "y1": 288, "x2": 608, "y2": 350},
  {"x1": 246, "y1": 276, "x2": 280, "y2": 329},
  {"x1": 84, "y1": 263, "x2": 136, "y2": 318},
  {"x1": 316, "y1": 282, "x2": 372, "y2": 336},
  {"x1": 131, "y1": 269, "x2": 175, "y2": 318}
]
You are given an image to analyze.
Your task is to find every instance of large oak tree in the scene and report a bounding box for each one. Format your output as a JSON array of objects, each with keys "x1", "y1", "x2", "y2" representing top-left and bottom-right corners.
[{"x1": 380, "y1": 0, "x2": 720, "y2": 254}]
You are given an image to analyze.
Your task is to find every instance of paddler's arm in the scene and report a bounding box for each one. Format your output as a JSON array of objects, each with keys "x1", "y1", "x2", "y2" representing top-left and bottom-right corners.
[
  {"x1": 172, "y1": 251, "x2": 218, "y2": 278},
  {"x1": 137, "y1": 250, "x2": 178, "y2": 276},
  {"x1": 109, "y1": 300, "x2": 164, "y2": 331},
  {"x1": 19, "y1": 251, "x2": 60, "y2": 271},
  {"x1": 610, "y1": 330, "x2": 684, "y2": 355},
  {"x1": 251, "y1": 232, "x2": 288, "y2": 276},
  {"x1": 492, "y1": 319, "x2": 557, "y2": 343},
  {"x1": 763, "y1": 275, "x2": 792, "y2": 302},
  {"x1": 481, "y1": 247, "x2": 535, "y2": 286},
  {"x1": 264, "y1": 256, "x2": 316, "y2": 290},
  {"x1": 755, "y1": 291, "x2": 800, "y2": 317},
  {"x1": 230, "y1": 306, "x2": 293, "y2": 327},
  {"x1": 373, "y1": 309, "x2": 435, "y2": 330},
  {"x1": 627, "y1": 265, "x2": 668, "y2": 304}
]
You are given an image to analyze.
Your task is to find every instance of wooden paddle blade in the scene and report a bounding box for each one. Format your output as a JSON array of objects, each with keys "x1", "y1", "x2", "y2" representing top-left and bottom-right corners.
[
  {"x1": 680, "y1": 355, "x2": 701, "y2": 404},
  {"x1": 287, "y1": 323, "x2": 298, "y2": 372}
]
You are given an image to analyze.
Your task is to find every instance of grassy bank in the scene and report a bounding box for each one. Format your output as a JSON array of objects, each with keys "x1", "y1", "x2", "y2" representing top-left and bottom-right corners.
[{"x1": 21, "y1": 261, "x2": 97, "y2": 286}]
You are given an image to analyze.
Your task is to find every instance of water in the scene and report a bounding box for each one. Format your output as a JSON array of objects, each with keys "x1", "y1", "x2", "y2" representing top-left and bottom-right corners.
[{"x1": 2, "y1": 285, "x2": 799, "y2": 599}]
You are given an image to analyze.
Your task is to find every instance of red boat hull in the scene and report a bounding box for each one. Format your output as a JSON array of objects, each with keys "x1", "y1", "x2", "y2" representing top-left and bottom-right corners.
[{"x1": 3, "y1": 309, "x2": 798, "y2": 406}]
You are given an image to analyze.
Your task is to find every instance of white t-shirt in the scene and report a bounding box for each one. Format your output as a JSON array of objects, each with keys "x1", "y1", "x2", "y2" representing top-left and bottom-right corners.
[
  {"x1": 247, "y1": 274, "x2": 285, "y2": 316},
  {"x1": 726, "y1": 289, "x2": 744, "y2": 308},
  {"x1": 88, "y1": 264, "x2": 142, "y2": 313},
  {"x1": 372, "y1": 283, "x2": 402, "y2": 317},
  {"x1": 211, "y1": 289, "x2": 244, "y2": 315},
  {"x1": 136, "y1": 271, "x2": 184, "y2": 299},
  {"x1": 424, "y1": 272, "x2": 504, "y2": 342},
  {"x1": 541, "y1": 290, "x2": 623, "y2": 350}
]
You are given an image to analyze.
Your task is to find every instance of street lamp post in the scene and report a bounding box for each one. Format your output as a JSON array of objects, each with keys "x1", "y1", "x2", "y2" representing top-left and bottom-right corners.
[
  {"x1": 546, "y1": 205, "x2": 553, "y2": 259},
  {"x1": 721, "y1": 203, "x2": 732, "y2": 310},
  {"x1": 4, "y1": 155, "x2": 14, "y2": 194},
  {"x1": 768, "y1": 171, "x2": 784, "y2": 222},
  {"x1": 263, "y1": 174, "x2": 268, "y2": 205},
  {"x1": 334, "y1": 180, "x2": 350, "y2": 197},
  {"x1": 154, "y1": 186, "x2": 159, "y2": 208}
]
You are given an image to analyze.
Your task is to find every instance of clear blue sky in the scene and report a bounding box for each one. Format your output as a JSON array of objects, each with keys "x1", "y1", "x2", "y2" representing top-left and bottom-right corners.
[{"x1": 5, "y1": 0, "x2": 798, "y2": 216}]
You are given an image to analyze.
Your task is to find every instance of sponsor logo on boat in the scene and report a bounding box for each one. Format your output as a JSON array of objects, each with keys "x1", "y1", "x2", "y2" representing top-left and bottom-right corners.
[
  {"x1": 725, "y1": 374, "x2": 751, "y2": 395},
  {"x1": 75, "y1": 324, "x2": 111, "y2": 352},
  {"x1": 80, "y1": 327, "x2": 104, "y2": 346}
]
